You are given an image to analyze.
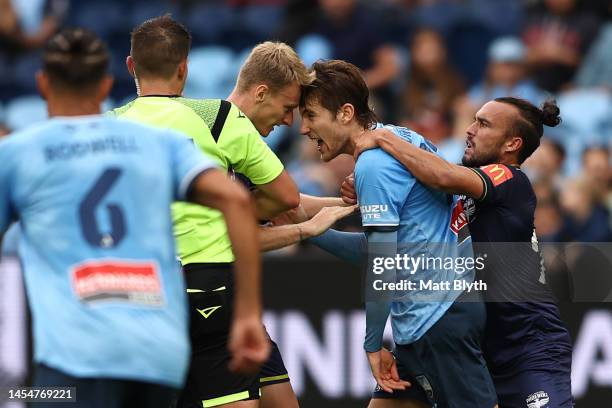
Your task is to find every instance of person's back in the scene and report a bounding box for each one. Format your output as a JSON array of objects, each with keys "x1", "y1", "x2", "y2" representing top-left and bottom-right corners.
[
  {"x1": 112, "y1": 96, "x2": 280, "y2": 264},
  {"x1": 0, "y1": 115, "x2": 215, "y2": 386}
]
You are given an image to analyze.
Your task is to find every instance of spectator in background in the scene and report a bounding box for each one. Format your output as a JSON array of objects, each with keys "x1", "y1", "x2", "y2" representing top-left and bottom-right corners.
[
  {"x1": 581, "y1": 145, "x2": 611, "y2": 207},
  {"x1": 576, "y1": 20, "x2": 612, "y2": 89},
  {"x1": 523, "y1": 138, "x2": 566, "y2": 184},
  {"x1": 0, "y1": 0, "x2": 67, "y2": 51},
  {"x1": 468, "y1": 37, "x2": 545, "y2": 108},
  {"x1": 523, "y1": 0, "x2": 601, "y2": 93},
  {"x1": 534, "y1": 180, "x2": 568, "y2": 242},
  {"x1": 296, "y1": 0, "x2": 401, "y2": 120},
  {"x1": 400, "y1": 27, "x2": 464, "y2": 144},
  {"x1": 560, "y1": 176, "x2": 612, "y2": 241},
  {"x1": 0, "y1": 124, "x2": 9, "y2": 138}
]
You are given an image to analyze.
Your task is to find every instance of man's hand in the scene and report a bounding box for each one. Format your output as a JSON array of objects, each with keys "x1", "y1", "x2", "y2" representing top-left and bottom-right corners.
[
  {"x1": 301, "y1": 205, "x2": 357, "y2": 238},
  {"x1": 367, "y1": 348, "x2": 411, "y2": 394},
  {"x1": 228, "y1": 315, "x2": 271, "y2": 374},
  {"x1": 341, "y1": 174, "x2": 357, "y2": 205},
  {"x1": 354, "y1": 128, "x2": 396, "y2": 159}
]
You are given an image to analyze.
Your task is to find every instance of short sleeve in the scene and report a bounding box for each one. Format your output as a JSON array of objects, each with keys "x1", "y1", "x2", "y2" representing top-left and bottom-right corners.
[
  {"x1": 218, "y1": 108, "x2": 284, "y2": 185},
  {"x1": 0, "y1": 141, "x2": 17, "y2": 233},
  {"x1": 165, "y1": 131, "x2": 219, "y2": 201},
  {"x1": 470, "y1": 164, "x2": 515, "y2": 205},
  {"x1": 355, "y1": 149, "x2": 415, "y2": 230}
]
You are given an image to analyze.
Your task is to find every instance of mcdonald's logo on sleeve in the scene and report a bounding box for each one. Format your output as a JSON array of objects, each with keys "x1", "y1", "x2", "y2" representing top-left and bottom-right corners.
[{"x1": 480, "y1": 164, "x2": 513, "y2": 186}]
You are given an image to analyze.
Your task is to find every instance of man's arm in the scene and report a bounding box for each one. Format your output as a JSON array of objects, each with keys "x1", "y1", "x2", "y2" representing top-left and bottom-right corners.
[
  {"x1": 308, "y1": 229, "x2": 367, "y2": 266},
  {"x1": 300, "y1": 193, "x2": 347, "y2": 218},
  {"x1": 260, "y1": 205, "x2": 357, "y2": 252},
  {"x1": 253, "y1": 170, "x2": 300, "y2": 220},
  {"x1": 357, "y1": 130, "x2": 484, "y2": 198},
  {"x1": 188, "y1": 169, "x2": 270, "y2": 372}
]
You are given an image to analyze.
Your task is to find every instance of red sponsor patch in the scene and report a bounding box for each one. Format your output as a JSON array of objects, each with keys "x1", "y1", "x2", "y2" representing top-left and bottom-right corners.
[
  {"x1": 450, "y1": 200, "x2": 468, "y2": 234},
  {"x1": 72, "y1": 260, "x2": 163, "y2": 306},
  {"x1": 480, "y1": 164, "x2": 513, "y2": 186}
]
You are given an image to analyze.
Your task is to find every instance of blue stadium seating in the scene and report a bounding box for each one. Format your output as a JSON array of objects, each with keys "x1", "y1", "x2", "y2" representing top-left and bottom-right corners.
[
  {"x1": 5, "y1": 95, "x2": 47, "y2": 131},
  {"x1": 184, "y1": 46, "x2": 237, "y2": 99},
  {"x1": 551, "y1": 89, "x2": 612, "y2": 175}
]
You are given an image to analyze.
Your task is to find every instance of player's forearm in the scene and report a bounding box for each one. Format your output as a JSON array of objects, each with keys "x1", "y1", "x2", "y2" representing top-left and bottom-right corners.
[
  {"x1": 253, "y1": 190, "x2": 298, "y2": 220},
  {"x1": 259, "y1": 224, "x2": 302, "y2": 252},
  {"x1": 377, "y1": 132, "x2": 459, "y2": 193},
  {"x1": 300, "y1": 194, "x2": 346, "y2": 218},
  {"x1": 365, "y1": 301, "x2": 392, "y2": 352},
  {"x1": 364, "y1": 230, "x2": 397, "y2": 352},
  {"x1": 222, "y1": 200, "x2": 263, "y2": 318},
  {"x1": 308, "y1": 229, "x2": 366, "y2": 266}
]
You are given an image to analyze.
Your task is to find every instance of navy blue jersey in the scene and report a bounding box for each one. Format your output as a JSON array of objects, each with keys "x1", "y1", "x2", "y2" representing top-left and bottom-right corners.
[{"x1": 463, "y1": 164, "x2": 572, "y2": 373}]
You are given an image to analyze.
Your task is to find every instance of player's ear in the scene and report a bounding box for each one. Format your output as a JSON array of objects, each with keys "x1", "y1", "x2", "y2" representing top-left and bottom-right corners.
[
  {"x1": 126, "y1": 56, "x2": 136, "y2": 78},
  {"x1": 36, "y1": 70, "x2": 49, "y2": 101},
  {"x1": 337, "y1": 103, "x2": 355, "y2": 125},
  {"x1": 177, "y1": 59, "x2": 188, "y2": 81},
  {"x1": 254, "y1": 84, "x2": 268, "y2": 103},
  {"x1": 506, "y1": 136, "x2": 523, "y2": 155}
]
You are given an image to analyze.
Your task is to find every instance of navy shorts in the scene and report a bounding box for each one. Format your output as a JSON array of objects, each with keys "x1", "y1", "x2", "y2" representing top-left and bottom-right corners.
[
  {"x1": 33, "y1": 364, "x2": 176, "y2": 408},
  {"x1": 176, "y1": 264, "x2": 289, "y2": 408},
  {"x1": 493, "y1": 367, "x2": 573, "y2": 408},
  {"x1": 372, "y1": 293, "x2": 497, "y2": 408}
]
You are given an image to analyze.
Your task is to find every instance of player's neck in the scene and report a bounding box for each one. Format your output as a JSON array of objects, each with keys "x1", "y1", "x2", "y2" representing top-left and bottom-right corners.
[
  {"x1": 346, "y1": 124, "x2": 369, "y2": 156},
  {"x1": 226, "y1": 89, "x2": 250, "y2": 115},
  {"x1": 137, "y1": 78, "x2": 183, "y2": 97},
  {"x1": 47, "y1": 98, "x2": 101, "y2": 117}
]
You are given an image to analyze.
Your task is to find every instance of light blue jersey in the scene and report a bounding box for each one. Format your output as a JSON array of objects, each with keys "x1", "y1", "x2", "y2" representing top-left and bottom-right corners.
[
  {"x1": 0, "y1": 115, "x2": 216, "y2": 387},
  {"x1": 356, "y1": 124, "x2": 474, "y2": 348}
]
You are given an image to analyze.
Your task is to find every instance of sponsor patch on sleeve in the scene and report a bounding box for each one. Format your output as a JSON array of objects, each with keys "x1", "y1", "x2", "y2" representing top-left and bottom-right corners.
[
  {"x1": 480, "y1": 164, "x2": 513, "y2": 186},
  {"x1": 72, "y1": 260, "x2": 164, "y2": 306}
]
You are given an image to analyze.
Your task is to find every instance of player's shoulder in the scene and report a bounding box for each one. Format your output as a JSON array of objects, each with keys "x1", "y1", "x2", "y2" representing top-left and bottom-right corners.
[
  {"x1": 475, "y1": 164, "x2": 532, "y2": 194},
  {"x1": 355, "y1": 146, "x2": 405, "y2": 180},
  {"x1": 0, "y1": 120, "x2": 58, "y2": 149},
  {"x1": 109, "y1": 98, "x2": 137, "y2": 117},
  {"x1": 378, "y1": 123, "x2": 434, "y2": 150}
]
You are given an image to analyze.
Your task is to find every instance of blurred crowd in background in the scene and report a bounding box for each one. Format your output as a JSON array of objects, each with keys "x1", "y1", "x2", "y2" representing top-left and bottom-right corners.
[{"x1": 1, "y1": 0, "x2": 612, "y2": 243}]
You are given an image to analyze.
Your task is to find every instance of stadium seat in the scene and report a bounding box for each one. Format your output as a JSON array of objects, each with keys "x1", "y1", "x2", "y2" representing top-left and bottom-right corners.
[
  {"x1": 69, "y1": 2, "x2": 131, "y2": 38},
  {"x1": 185, "y1": 4, "x2": 235, "y2": 44},
  {"x1": 241, "y1": 5, "x2": 284, "y2": 41},
  {"x1": 295, "y1": 35, "x2": 332, "y2": 67},
  {"x1": 129, "y1": 1, "x2": 180, "y2": 28},
  {"x1": 11, "y1": 52, "x2": 42, "y2": 93},
  {"x1": 5, "y1": 95, "x2": 47, "y2": 131},
  {"x1": 553, "y1": 89, "x2": 612, "y2": 175},
  {"x1": 184, "y1": 46, "x2": 236, "y2": 99}
]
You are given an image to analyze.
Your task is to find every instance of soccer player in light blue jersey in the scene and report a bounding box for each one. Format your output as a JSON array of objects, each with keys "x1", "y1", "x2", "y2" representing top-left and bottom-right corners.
[
  {"x1": 0, "y1": 28, "x2": 269, "y2": 408},
  {"x1": 299, "y1": 60, "x2": 498, "y2": 408}
]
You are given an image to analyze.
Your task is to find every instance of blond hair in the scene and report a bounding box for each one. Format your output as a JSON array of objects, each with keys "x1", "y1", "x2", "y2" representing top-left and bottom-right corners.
[{"x1": 237, "y1": 41, "x2": 314, "y2": 93}]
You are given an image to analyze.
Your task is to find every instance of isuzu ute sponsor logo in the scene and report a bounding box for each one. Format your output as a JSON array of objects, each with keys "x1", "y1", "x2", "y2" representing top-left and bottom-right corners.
[{"x1": 360, "y1": 204, "x2": 389, "y2": 221}]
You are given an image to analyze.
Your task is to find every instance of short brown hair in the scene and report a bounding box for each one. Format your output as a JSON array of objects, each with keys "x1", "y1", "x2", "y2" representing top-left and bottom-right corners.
[
  {"x1": 130, "y1": 14, "x2": 191, "y2": 79},
  {"x1": 44, "y1": 28, "x2": 109, "y2": 92},
  {"x1": 300, "y1": 60, "x2": 377, "y2": 128},
  {"x1": 237, "y1": 41, "x2": 314, "y2": 93}
]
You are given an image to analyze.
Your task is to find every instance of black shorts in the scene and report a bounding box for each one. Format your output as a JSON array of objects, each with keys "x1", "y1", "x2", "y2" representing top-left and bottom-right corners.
[
  {"x1": 372, "y1": 292, "x2": 497, "y2": 408},
  {"x1": 176, "y1": 263, "x2": 289, "y2": 408},
  {"x1": 33, "y1": 364, "x2": 177, "y2": 408}
]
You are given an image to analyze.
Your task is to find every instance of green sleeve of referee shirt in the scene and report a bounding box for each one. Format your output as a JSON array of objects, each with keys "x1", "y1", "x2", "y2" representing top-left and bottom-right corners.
[{"x1": 217, "y1": 104, "x2": 284, "y2": 185}]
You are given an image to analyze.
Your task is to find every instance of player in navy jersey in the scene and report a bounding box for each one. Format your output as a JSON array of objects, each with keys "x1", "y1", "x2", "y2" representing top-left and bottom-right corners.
[
  {"x1": 300, "y1": 60, "x2": 497, "y2": 408},
  {"x1": 348, "y1": 97, "x2": 573, "y2": 408},
  {"x1": 0, "y1": 28, "x2": 269, "y2": 408}
]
